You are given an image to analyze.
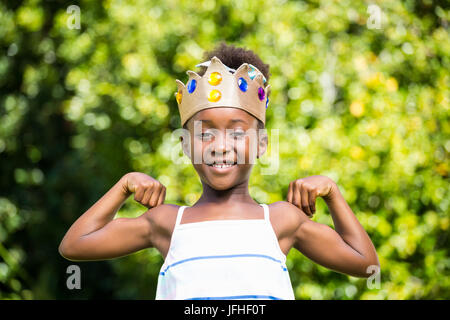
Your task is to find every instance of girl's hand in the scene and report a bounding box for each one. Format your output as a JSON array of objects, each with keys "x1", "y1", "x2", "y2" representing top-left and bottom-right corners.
[
  {"x1": 286, "y1": 175, "x2": 337, "y2": 217},
  {"x1": 122, "y1": 172, "x2": 166, "y2": 208}
]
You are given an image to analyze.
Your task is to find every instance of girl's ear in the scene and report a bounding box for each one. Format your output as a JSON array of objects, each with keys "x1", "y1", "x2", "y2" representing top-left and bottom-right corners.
[
  {"x1": 180, "y1": 134, "x2": 191, "y2": 159},
  {"x1": 257, "y1": 130, "x2": 268, "y2": 159}
]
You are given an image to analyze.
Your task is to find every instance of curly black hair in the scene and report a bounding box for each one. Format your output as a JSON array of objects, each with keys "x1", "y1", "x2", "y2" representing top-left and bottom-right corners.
[
  {"x1": 197, "y1": 41, "x2": 271, "y2": 82},
  {"x1": 184, "y1": 42, "x2": 269, "y2": 130}
]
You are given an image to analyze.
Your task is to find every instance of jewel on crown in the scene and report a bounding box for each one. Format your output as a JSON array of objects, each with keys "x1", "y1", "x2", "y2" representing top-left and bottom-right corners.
[{"x1": 175, "y1": 56, "x2": 271, "y2": 127}]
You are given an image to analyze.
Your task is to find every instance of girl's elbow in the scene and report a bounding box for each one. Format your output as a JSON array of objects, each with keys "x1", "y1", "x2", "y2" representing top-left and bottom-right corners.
[
  {"x1": 58, "y1": 241, "x2": 79, "y2": 261},
  {"x1": 58, "y1": 242, "x2": 71, "y2": 260},
  {"x1": 348, "y1": 255, "x2": 380, "y2": 278},
  {"x1": 360, "y1": 260, "x2": 381, "y2": 278}
]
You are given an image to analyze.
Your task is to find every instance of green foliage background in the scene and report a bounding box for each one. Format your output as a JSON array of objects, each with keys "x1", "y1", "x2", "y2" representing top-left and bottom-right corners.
[{"x1": 0, "y1": 0, "x2": 449, "y2": 299}]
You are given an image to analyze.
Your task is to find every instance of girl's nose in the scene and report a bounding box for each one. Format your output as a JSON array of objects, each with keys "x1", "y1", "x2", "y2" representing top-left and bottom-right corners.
[{"x1": 213, "y1": 133, "x2": 230, "y2": 154}]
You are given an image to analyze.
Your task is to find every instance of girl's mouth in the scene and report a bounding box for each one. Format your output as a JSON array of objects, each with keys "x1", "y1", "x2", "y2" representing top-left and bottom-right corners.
[
  {"x1": 208, "y1": 163, "x2": 236, "y2": 168},
  {"x1": 206, "y1": 161, "x2": 237, "y2": 172}
]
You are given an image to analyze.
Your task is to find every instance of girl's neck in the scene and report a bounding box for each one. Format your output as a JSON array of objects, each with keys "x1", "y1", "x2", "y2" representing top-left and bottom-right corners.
[{"x1": 195, "y1": 180, "x2": 257, "y2": 206}]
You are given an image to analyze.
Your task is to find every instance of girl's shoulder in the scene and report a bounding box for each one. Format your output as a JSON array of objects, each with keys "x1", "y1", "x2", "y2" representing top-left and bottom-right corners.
[
  {"x1": 268, "y1": 200, "x2": 308, "y2": 218},
  {"x1": 144, "y1": 203, "x2": 180, "y2": 234},
  {"x1": 268, "y1": 201, "x2": 309, "y2": 237}
]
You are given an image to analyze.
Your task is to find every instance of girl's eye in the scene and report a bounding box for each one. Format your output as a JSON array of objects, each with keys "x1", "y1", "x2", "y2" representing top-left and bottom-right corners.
[
  {"x1": 197, "y1": 132, "x2": 213, "y2": 141},
  {"x1": 232, "y1": 131, "x2": 246, "y2": 139},
  {"x1": 196, "y1": 130, "x2": 245, "y2": 141}
]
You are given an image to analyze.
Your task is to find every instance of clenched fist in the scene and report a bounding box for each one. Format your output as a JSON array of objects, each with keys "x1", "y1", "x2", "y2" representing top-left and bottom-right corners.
[
  {"x1": 287, "y1": 175, "x2": 336, "y2": 217},
  {"x1": 122, "y1": 172, "x2": 166, "y2": 208}
]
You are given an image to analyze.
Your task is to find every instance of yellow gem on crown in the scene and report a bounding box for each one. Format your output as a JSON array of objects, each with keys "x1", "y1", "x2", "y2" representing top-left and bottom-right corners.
[
  {"x1": 176, "y1": 90, "x2": 182, "y2": 104},
  {"x1": 208, "y1": 89, "x2": 221, "y2": 102},
  {"x1": 208, "y1": 72, "x2": 222, "y2": 85}
]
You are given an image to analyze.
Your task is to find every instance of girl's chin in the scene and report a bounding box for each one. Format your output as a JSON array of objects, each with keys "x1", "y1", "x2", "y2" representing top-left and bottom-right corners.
[{"x1": 205, "y1": 178, "x2": 238, "y2": 191}]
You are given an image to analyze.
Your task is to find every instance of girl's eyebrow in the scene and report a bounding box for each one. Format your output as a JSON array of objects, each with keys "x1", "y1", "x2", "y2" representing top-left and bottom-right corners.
[
  {"x1": 229, "y1": 119, "x2": 248, "y2": 125},
  {"x1": 195, "y1": 119, "x2": 249, "y2": 125}
]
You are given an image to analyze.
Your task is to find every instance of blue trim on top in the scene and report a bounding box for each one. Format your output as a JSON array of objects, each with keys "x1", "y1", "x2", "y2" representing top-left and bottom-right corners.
[
  {"x1": 186, "y1": 295, "x2": 283, "y2": 300},
  {"x1": 159, "y1": 253, "x2": 287, "y2": 276}
]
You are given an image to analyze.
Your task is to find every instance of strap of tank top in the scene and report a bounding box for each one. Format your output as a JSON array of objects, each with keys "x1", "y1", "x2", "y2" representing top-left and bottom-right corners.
[
  {"x1": 260, "y1": 203, "x2": 270, "y2": 221},
  {"x1": 175, "y1": 206, "x2": 187, "y2": 227}
]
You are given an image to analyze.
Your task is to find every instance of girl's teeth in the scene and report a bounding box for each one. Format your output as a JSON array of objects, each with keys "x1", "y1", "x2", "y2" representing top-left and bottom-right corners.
[{"x1": 213, "y1": 164, "x2": 234, "y2": 168}]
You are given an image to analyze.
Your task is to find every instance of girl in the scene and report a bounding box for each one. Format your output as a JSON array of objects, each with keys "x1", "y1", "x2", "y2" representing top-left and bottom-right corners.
[{"x1": 59, "y1": 43, "x2": 379, "y2": 300}]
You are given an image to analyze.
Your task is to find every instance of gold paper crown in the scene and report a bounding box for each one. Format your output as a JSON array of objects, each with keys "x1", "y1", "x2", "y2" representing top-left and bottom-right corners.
[{"x1": 175, "y1": 56, "x2": 271, "y2": 127}]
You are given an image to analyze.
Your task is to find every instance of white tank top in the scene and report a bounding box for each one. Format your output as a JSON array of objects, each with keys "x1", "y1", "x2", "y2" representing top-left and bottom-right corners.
[{"x1": 155, "y1": 203, "x2": 295, "y2": 300}]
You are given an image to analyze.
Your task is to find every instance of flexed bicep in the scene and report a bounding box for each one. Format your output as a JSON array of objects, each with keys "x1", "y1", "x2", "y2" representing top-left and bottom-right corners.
[
  {"x1": 293, "y1": 220, "x2": 374, "y2": 278},
  {"x1": 59, "y1": 213, "x2": 153, "y2": 261}
]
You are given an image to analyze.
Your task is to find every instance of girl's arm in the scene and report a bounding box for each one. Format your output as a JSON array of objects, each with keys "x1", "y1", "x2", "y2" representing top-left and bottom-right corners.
[
  {"x1": 58, "y1": 172, "x2": 166, "y2": 261},
  {"x1": 287, "y1": 176, "x2": 380, "y2": 277}
]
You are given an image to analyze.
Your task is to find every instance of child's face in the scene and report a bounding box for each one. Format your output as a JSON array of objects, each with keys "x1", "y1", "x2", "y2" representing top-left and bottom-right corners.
[{"x1": 181, "y1": 107, "x2": 267, "y2": 191}]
